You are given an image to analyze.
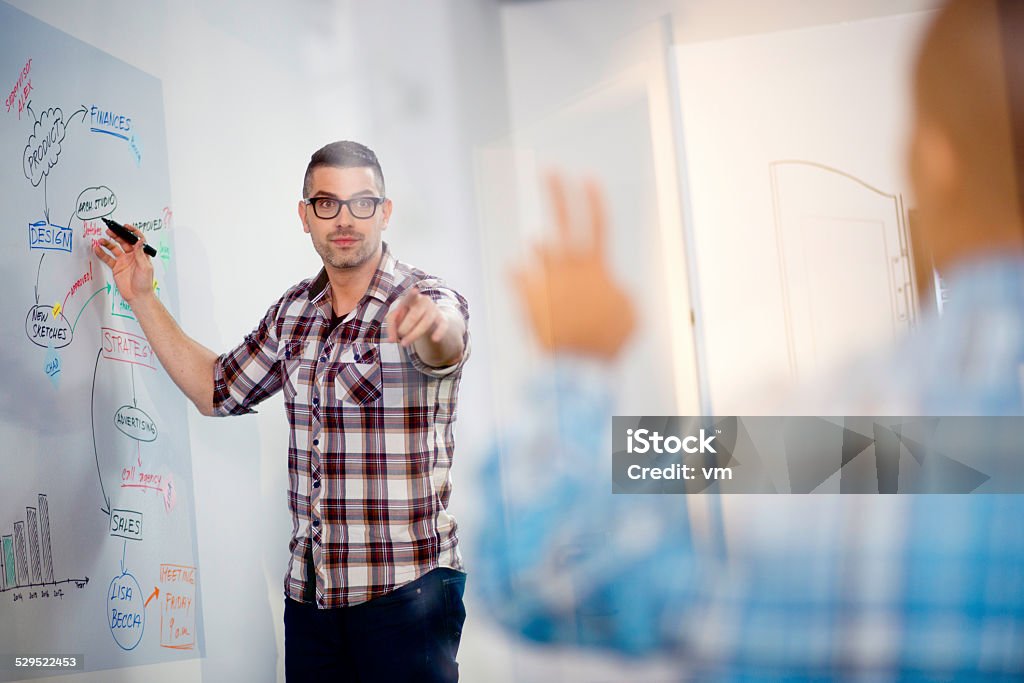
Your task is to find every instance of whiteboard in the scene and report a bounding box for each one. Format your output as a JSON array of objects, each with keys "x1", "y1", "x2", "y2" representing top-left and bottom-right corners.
[{"x1": 0, "y1": 2, "x2": 203, "y2": 678}]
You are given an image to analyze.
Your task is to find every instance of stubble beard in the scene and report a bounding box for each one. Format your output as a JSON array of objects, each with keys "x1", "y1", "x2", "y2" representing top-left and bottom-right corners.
[{"x1": 314, "y1": 231, "x2": 380, "y2": 270}]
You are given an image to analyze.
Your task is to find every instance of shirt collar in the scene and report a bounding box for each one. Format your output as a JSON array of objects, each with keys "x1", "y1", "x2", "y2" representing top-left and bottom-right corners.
[
  {"x1": 306, "y1": 241, "x2": 398, "y2": 310},
  {"x1": 366, "y1": 242, "x2": 399, "y2": 304}
]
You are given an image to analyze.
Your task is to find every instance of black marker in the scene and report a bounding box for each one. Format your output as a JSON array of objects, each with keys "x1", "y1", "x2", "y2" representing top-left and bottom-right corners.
[{"x1": 101, "y1": 217, "x2": 157, "y2": 257}]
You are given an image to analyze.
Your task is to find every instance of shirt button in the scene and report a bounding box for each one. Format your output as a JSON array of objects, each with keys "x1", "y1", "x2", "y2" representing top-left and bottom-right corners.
[
  {"x1": 312, "y1": 438, "x2": 319, "y2": 447},
  {"x1": 320, "y1": 355, "x2": 328, "y2": 363},
  {"x1": 312, "y1": 395, "x2": 319, "y2": 405},
  {"x1": 313, "y1": 481, "x2": 320, "y2": 489},
  {"x1": 312, "y1": 519, "x2": 320, "y2": 527}
]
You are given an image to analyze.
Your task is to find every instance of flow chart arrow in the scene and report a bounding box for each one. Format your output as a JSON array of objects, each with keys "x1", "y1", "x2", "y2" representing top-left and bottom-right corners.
[
  {"x1": 91, "y1": 348, "x2": 111, "y2": 517},
  {"x1": 68, "y1": 104, "x2": 87, "y2": 124},
  {"x1": 34, "y1": 253, "x2": 44, "y2": 304},
  {"x1": 71, "y1": 281, "x2": 111, "y2": 333}
]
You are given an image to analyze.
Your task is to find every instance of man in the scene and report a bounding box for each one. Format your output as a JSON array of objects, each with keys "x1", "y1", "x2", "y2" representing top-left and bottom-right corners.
[
  {"x1": 475, "y1": 0, "x2": 1024, "y2": 679},
  {"x1": 94, "y1": 141, "x2": 470, "y2": 681}
]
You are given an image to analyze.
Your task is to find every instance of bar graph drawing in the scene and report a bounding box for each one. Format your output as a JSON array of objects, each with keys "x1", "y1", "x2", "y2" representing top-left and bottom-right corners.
[{"x1": 0, "y1": 493, "x2": 88, "y2": 594}]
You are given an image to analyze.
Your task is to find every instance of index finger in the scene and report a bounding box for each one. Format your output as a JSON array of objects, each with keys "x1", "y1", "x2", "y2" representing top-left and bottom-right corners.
[
  {"x1": 545, "y1": 172, "x2": 572, "y2": 248},
  {"x1": 583, "y1": 179, "x2": 607, "y2": 256},
  {"x1": 124, "y1": 223, "x2": 148, "y2": 247},
  {"x1": 104, "y1": 229, "x2": 131, "y2": 252},
  {"x1": 104, "y1": 222, "x2": 145, "y2": 251},
  {"x1": 398, "y1": 283, "x2": 425, "y2": 307}
]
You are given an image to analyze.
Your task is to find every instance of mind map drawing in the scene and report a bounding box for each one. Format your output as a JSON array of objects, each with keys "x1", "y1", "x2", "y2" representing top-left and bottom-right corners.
[{"x1": 0, "y1": 3, "x2": 203, "y2": 678}]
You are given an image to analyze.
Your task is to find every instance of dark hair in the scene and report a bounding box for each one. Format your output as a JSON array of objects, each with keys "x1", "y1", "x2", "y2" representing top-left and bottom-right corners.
[{"x1": 302, "y1": 141, "x2": 386, "y2": 198}]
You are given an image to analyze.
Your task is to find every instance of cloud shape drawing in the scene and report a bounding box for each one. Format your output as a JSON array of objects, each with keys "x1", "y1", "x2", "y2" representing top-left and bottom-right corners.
[{"x1": 23, "y1": 107, "x2": 66, "y2": 186}]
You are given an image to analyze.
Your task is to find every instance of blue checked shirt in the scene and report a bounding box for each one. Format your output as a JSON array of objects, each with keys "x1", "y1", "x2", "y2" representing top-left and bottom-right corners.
[
  {"x1": 213, "y1": 243, "x2": 469, "y2": 607},
  {"x1": 475, "y1": 256, "x2": 1024, "y2": 680}
]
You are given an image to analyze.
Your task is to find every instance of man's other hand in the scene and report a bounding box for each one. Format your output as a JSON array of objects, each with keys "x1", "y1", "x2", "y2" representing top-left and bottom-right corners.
[{"x1": 512, "y1": 174, "x2": 636, "y2": 360}]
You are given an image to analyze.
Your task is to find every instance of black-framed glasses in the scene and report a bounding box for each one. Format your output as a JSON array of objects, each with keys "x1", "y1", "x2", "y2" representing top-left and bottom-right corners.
[{"x1": 302, "y1": 196, "x2": 385, "y2": 220}]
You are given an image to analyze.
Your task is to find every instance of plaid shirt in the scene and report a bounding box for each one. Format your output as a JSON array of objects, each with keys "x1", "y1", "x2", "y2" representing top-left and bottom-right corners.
[
  {"x1": 212, "y1": 243, "x2": 469, "y2": 607},
  {"x1": 475, "y1": 257, "x2": 1024, "y2": 679}
]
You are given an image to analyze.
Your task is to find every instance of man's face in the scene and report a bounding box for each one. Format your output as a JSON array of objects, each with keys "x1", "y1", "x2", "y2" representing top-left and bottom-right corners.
[{"x1": 298, "y1": 165, "x2": 391, "y2": 271}]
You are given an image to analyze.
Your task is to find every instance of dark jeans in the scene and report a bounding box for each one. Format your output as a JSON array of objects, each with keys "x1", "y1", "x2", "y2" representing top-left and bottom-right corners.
[{"x1": 284, "y1": 568, "x2": 467, "y2": 682}]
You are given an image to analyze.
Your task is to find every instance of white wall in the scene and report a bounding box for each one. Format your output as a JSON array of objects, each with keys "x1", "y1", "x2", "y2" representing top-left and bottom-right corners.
[{"x1": 675, "y1": 11, "x2": 934, "y2": 413}]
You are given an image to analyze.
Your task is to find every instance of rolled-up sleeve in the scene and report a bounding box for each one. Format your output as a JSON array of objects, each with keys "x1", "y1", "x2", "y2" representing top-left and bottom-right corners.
[
  {"x1": 405, "y1": 280, "x2": 471, "y2": 378},
  {"x1": 212, "y1": 299, "x2": 285, "y2": 416}
]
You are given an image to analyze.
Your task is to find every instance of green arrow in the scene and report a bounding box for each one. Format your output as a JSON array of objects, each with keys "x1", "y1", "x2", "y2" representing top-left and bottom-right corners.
[{"x1": 71, "y1": 282, "x2": 111, "y2": 332}]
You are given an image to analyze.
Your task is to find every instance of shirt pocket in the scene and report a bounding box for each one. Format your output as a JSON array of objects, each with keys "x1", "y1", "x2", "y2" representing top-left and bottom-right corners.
[
  {"x1": 334, "y1": 343, "x2": 382, "y2": 406},
  {"x1": 281, "y1": 339, "x2": 308, "y2": 401}
]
